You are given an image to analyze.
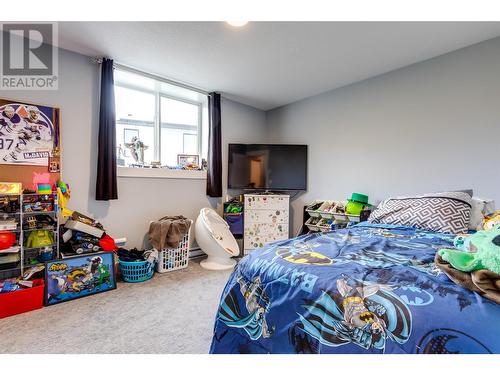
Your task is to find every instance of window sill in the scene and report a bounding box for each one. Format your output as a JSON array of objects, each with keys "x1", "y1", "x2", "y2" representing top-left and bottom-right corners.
[{"x1": 117, "y1": 167, "x2": 207, "y2": 180}]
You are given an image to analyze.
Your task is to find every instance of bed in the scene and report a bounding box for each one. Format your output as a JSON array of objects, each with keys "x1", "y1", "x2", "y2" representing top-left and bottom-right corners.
[{"x1": 209, "y1": 222, "x2": 500, "y2": 354}]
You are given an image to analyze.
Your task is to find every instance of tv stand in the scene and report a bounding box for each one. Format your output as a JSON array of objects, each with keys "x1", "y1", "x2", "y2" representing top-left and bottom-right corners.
[{"x1": 243, "y1": 193, "x2": 289, "y2": 255}]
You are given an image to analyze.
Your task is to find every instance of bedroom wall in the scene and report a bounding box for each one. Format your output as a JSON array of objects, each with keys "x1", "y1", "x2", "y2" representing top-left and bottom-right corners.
[
  {"x1": 0, "y1": 47, "x2": 267, "y2": 248},
  {"x1": 266, "y1": 36, "x2": 500, "y2": 235}
]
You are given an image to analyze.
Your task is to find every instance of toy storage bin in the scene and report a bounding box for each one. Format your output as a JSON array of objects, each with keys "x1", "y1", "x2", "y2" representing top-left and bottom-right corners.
[
  {"x1": 224, "y1": 214, "x2": 243, "y2": 235},
  {"x1": 317, "y1": 218, "x2": 334, "y2": 232},
  {"x1": 157, "y1": 224, "x2": 192, "y2": 273},
  {"x1": 305, "y1": 216, "x2": 321, "y2": 232},
  {"x1": 0, "y1": 267, "x2": 21, "y2": 280},
  {"x1": 0, "y1": 279, "x2": 44, "y2": 319},
  {"x1": 305, "y1": 200, "x2": 324, "y2": 218},
  {"x1": 118, "y1": 260, "x2": 155, "y2": 283}
]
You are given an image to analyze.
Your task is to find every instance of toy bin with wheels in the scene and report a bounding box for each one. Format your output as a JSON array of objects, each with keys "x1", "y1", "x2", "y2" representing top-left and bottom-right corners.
[{"x1": 0, "y1": 279, "x2": 44, "y2": 319}]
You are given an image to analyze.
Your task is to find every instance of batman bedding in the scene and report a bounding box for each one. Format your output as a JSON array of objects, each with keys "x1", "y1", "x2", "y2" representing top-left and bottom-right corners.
[{"x1": 209, "y1": 223, "x2": 500, "y2": 354}]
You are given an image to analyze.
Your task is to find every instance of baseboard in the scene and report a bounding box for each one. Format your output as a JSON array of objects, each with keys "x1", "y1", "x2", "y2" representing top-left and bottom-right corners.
[{"x1": 189, "y1": 247, "x2": 205, "y2": 259}]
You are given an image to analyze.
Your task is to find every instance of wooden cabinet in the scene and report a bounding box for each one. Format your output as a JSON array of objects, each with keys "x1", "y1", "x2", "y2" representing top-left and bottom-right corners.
[{"x1": 243, "y1": 194, "x2": 289, "y2": 254}]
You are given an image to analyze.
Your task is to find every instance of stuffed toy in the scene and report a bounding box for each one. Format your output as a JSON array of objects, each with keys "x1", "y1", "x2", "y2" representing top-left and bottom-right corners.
[
  {"x1": 483, "y1": 211, "x2": 500, "y2": 231},
  {"x1": 438, "y1": 225, "x2": 500, "y2": 274}
]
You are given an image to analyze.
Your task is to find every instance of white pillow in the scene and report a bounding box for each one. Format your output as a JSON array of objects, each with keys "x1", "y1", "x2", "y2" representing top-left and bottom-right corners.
[{"x1": 469, "y1": 197, "x2": 496, "y2": 230}]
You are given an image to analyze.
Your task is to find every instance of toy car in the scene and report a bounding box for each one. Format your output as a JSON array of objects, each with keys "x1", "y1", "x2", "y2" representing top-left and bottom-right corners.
[
  {"x1": 70, "y1": 240, "x2": 101, "y2": 255},
  {"x1": 69, "y1": 231, "x2": 101, "y2": 255}
]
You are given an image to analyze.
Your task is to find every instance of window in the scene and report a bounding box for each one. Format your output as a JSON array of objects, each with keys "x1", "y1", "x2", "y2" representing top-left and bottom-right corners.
[{"x1": 114, "y1": 67, "x2": 208, "y2": 169}]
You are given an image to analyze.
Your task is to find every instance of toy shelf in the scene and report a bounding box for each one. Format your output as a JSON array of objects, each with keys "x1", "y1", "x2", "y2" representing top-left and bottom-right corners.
[
  {"x1": 0, "y1": 192, "x2": 59, "y2": 281},
  {"x1": 23, "y1": 212, "x2": 56, "y2": 216},
  {"x1": 302, "y1": 199, "x2": 363, "y2": 234}
]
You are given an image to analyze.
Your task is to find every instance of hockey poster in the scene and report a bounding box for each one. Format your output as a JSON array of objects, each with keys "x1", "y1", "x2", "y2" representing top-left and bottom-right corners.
[{"x1": 0, "y1": 99, "x2": 60, "y2": 166}]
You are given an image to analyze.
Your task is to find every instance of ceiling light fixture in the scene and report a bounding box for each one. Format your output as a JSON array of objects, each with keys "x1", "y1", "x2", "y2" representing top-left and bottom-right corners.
[{"x1": 226, "y1": 21, "x2": 248, "y2": 27}]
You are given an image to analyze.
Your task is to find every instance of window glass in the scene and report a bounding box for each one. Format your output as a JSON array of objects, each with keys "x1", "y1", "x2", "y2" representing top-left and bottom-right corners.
[
  {"x1": 161, "y1": 97, "x2": 199, "y2": 126},
  {"x1": 115, "y1": 86, "x2": 155, "y2": 166},
  {"x1": 114, "y1": 68, "x2": 206, "y2": 169},
  {"x1": 114, "y1": 69, "x2": 156, "y2": 90}
]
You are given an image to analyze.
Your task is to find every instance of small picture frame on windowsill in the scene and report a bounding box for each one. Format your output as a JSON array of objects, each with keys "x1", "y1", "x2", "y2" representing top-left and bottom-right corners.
[{"x1": 177, "y1": 154, "x2": 200, "y2": 169}]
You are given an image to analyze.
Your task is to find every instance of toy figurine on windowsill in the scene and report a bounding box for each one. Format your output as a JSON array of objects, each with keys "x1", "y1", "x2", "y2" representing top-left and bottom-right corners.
[{"x1": 125, "y1": 136, "x2": 149, "y2": 165}]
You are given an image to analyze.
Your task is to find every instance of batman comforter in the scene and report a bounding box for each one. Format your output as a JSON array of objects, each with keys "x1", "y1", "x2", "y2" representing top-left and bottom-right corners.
[{"x1": 209, "y1": 223, "x2": 500, "y2": 354}]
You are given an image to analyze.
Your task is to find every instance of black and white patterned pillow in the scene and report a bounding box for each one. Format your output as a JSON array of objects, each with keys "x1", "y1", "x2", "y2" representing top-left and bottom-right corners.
[{"x1": 368, "y1": 191, "x2": 471, "y2": 234}]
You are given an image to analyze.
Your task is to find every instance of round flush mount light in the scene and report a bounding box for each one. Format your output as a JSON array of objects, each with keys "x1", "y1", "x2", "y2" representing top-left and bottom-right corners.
[{"x1": 226, "y1": 21, "x2": 248, "y2": 27}]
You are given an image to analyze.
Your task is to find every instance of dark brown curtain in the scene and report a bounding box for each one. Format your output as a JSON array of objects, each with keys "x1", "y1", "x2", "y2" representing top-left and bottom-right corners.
[
  {"x1": 96, "y1": 58, "x2": 118, "y2": 200},
  {"x1": 206, "y1": 92, "x2": 222, "y2": 197}
]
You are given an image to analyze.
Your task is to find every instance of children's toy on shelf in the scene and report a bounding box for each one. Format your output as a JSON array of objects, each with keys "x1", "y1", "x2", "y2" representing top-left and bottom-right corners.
[
  {"x1": 0, "y1": 218, "x2": 17, "y2": 231},
  {"x1": 0, "y1": 231, "x2": 16, "y2": 250},
  {"x1": 0, "y1": 182, "x2": 22, "y2": 195},
  {"x1": 345, "y1": 192, "x2": 371, "y2": 216},
  {"x1": 36, "y1": 184, "x2": 52, "y2": 195},
  {"x1": 22, "y1": 194, "x2": 54, "y2": 213},
  {"x1": 22, "y1": 214, "x2": 56, "y2": 231},
  {"x1": 318, "y1": 218, "x2": 334, "y2": 232},
  {"x1": 32, "y1": 172, "x2": 50, "y2": 192},
  {"x1": 56, "y1": 181, "x2": 73, "y2": 218},
  {"x1": 25, "y1": 230, "x2": 54, "y2": 249},
  {"x1": 0, "y1": 195, "x2": 20, "y2": 214}
]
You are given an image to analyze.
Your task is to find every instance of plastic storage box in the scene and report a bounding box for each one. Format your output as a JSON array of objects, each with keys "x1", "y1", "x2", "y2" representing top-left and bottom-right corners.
[{"x1": 0, "y1": 279, "x2": 44, "y2": 319}]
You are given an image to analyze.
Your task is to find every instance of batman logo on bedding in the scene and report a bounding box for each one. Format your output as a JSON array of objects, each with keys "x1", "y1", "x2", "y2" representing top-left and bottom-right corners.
[
  {"x1": 296, "y1": 276, "x2": 412, "y2": 352},
  {"x1": 275, "y1": 242, "x2": 333, "y2": 265},
  {"x1": 416, "y1": 328, "x2": 492, "y2": 354},
  {"x1": 338, "y1": 248, "x2": 440, "y2": 276},
  {"x1": 217, "y1": 276, "x2": 274, "y2": 340}
]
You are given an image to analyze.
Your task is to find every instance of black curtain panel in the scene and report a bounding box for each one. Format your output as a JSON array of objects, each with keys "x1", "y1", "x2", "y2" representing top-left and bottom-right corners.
[
  {"x1": 206, "y1": 92, "x2": 222, "y2": 197},
  {"x1": 96, "y1": 58, "x2": 118, "y2": 200}
]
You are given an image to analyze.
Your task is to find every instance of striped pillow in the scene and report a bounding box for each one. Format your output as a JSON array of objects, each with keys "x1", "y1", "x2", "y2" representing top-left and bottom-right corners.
[{"x1": 368, "y1": 192, "x2": 471, "y2": 234}]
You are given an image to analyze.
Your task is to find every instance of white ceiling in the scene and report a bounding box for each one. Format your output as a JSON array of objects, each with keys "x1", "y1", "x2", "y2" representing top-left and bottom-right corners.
[{"x1": 58, "y1": 22, "x2": 500, "y2": 110}]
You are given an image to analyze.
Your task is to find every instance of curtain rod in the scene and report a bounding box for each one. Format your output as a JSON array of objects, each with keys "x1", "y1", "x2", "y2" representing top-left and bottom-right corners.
[{"x1": 91, "y1": 57, "x2": 209, "y2": 96}]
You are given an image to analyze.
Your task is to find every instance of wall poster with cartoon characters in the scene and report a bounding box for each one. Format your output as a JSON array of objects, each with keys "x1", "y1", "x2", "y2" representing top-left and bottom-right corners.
[
  {"x1": 45, "y1": 252, "x2": 116, "y2": 306},
  {"x1": 0, "y1": 98, "x2": 60, "y2": 166}
]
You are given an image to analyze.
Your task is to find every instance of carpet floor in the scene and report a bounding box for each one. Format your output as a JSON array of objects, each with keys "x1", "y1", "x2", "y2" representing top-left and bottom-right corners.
[{"x1": 0, "y1": 258, "x2": 232, "y2": 354}]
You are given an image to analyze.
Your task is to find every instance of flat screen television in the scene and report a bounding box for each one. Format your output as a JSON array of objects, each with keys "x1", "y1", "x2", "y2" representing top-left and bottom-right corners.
[{"x1": 228, "y1": 144, "x2": 307, "y2": 191}]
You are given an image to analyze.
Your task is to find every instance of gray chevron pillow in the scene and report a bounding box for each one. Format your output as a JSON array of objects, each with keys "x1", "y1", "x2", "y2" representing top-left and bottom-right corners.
[{"x1": 368, "y1": 191, "x2": 472, "y2": 234}]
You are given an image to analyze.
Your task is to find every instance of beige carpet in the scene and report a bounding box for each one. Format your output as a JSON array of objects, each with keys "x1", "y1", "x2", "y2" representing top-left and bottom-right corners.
[{"x1": 0, "y1": 258, "x2": 232, "y2": 354}]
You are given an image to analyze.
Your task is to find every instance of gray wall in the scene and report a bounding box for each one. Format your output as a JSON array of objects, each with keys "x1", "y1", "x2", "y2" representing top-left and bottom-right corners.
[
  {"x1": 0, "y1": 48, "x2": 267, "y2": 248},
  {"x1": 267, "y1": 37, "x2": 500, "y2": 235},
  {"x1": 3, "y1": 37, "x2": 499, "y2": 245}
]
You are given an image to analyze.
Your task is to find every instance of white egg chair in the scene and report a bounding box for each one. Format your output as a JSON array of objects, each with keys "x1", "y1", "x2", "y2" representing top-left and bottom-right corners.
[{"x1": 195, "y1": 207, "x2": 239, "y2": 270}]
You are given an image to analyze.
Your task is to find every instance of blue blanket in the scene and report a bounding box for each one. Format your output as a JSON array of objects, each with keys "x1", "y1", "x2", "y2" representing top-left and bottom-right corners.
[{"x1": 210, "y1": 223, "x2": 500, "y2": 354}]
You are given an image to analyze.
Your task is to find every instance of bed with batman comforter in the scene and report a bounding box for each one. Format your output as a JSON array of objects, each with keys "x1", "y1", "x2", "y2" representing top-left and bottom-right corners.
[{"x1": 209, "y1": 223, "x2": 500, "y2": 354}]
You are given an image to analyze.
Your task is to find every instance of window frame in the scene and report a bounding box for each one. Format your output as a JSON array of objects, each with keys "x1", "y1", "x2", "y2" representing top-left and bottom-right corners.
[{"x1": 113, "y1": 65, "x2": 207, "y2": 179}]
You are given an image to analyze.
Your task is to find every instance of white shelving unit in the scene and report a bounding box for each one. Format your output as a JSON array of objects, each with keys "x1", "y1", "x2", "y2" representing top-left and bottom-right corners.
[{"x1": 0, "y1": 192, "x2": 59, "y2": 280}]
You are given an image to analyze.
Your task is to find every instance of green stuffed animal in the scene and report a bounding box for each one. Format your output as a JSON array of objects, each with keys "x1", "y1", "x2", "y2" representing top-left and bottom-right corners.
[{"x1": 438, "y1": 225, "x2": 500, "y2": 274}]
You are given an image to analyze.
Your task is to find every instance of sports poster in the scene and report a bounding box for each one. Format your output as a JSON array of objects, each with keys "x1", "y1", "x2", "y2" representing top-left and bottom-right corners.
[{"x1": 0, "y1": 99, "x2": 60, "y2": 166}]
